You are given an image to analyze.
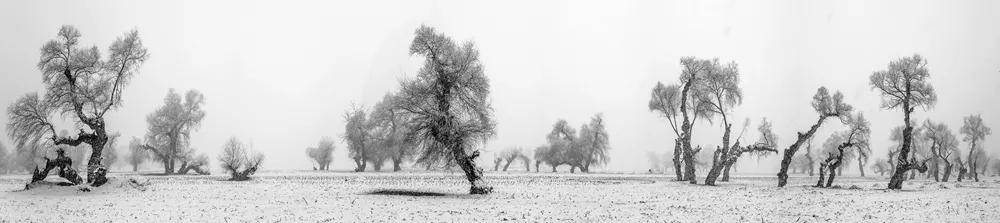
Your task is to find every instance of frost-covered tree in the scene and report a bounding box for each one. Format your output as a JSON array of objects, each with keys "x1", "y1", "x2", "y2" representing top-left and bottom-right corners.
[
  {"x1": 649, "y1": 83, "x2": 686, "y2": 180},
  {"x1": 306, "y1": 137, "x2": 335, "y2": 171},
  {"x1": 960, "y1": 114, "x2": 990, "y2": 182},
  {"x1": 675, "y1": 57, "x2": 716, "y2": 184},
  {"x1": 533, "y1": 145, "x2": 559, "y2": 172},
  {"x1": 924, "y1": 120, "x2": 958, "y2": 182},
  {"x1": 495, "y1": 147, "x2": 530, "y2": 172},
  {"x1": 695, "y1": 59, "x2": 747, "y2": 185},
  {"x1": 394, "y1": 25, "x2": 497, "y2": 194},
  {"x1": 343, "y1": 105, "x2": 373, "y2": 172},
  {"x1": 544, "y1": 119, "x2": 576, "y2": 172},
  {"x1": 870, "y1": 54, "x2": 937, "y2": 189},
  {"x1": 704, "y1": 118, "x2": 778, "y2": 185},
  {"x1": 872, "y1": 158, "x2": 892, "y2": 176},
  {"x1": 815, "y1": 112, "x2": 870, "y2": 188},
  {"x1": 370, "y1": 93, "x2": 416, "y2": 172},
  {"x1": 126, "y1": 137, "x2": 148, "y2": 172},
  {"x1": 575, "y1": 114, "x2": 610, "y2": 172},
  {"x1": 5, "y1": 26, "x2": 148, "y2": 186},
  {"x1": 140, "y1": 89, "x2": 208, "y2": 175},
  {"x1": 218, "y1": 137, "x2": 264, "y2": 181},
  {"x1": 776, "y1": 87, "x2": 853, "y2": 187}
]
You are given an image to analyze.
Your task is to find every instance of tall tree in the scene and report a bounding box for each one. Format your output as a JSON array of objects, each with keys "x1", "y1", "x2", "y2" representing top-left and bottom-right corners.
[
  {"x1": 960, "y1": 114, "x2": 990, "y2": 182},
  {"x1": 649, "y1": 83, "x2": 685, "y2": 180},
  {"x1": 126, "y1": 137, "x2": 148, "y2": 172},
  {"x1": 395, "y1": 25, "x2": 497, "y2": 194},
  {"x1": 306, "y1": 137, "x2": 335, "y2": 170},
  {"x1": 546, "y1": 119, "x2": 576, "y2": 172},
  {"x1": 6, "y1": 26, "x2": 148, "y2": 186},
  {"x1": 870, "y1": 54, "x2": 937, "y2": 189},
  {"x1": 141, "y1": 89, "x2": 207, "y2": 174},
  {"x1": 776, "y1": 87, "x2": 853, "y2": 187}
]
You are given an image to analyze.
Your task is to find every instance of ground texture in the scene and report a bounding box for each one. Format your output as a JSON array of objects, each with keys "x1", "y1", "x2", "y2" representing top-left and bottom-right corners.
[{"x1": 1, "y1": 171, "x2": 998, "y2": 222}]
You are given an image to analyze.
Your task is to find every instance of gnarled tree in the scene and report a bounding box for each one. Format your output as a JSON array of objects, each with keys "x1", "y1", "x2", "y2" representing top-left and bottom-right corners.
[
  {"x1": 776, "y1": 87, "x2": 853, "y2": 187},
  {"x1": 343, "y1": 105, "x2": 373, "y2": 172},
  {"x1": 126, "y1": 137, "x2": 148, "y2": 172},
  {"x1": 370, "y1": 93, "x2": 416, "y2": 172},
  {"x1": 705, "y1": 118, "x2": 778, "y2": 185},
  {"x1": 870, "y1": 54, "x2": 937, "y2": 189},
  {"x1": 218, "y1": 137, "x2": 264, "y2": 181},
  {"x1": 696, "y1": 59, "x2": 745, "y2": 185},
  {"x1": 815, "y1": 112, "x2": 870, "y2": 188},
  {"x1": 673, "y1": 57, "x2": 715, "y2": 184},
  {"x1": 6, "y1": 26, "x2": 148, "y2": 186},
  {"x1": 395, "y1": 25, "x2": 496, "y2": 194},
  {"x1": 575, "y1": 114, "x2": 610, "y2": 173},
  {"x1": 924, "y1": 120, "x2": 958, "y2": 182}
]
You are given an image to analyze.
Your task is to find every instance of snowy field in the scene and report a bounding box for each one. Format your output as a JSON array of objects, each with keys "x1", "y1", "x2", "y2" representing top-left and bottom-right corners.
[{"x1": 1, "y1": 171, "x2": 998, "y2": 222}]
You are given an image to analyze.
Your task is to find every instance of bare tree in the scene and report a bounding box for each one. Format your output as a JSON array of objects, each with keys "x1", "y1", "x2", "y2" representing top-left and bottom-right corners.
[
  {"x1": 5, "y1": 26, "x2": 148, "y2": 186},
  {"x1": 343, "y1": 105, "x2": 372, "y2": 172},
  {"x1": 306, "y1": 137, "x2": 335, "y2": 170},
  {"x1": 815, "y1": 112, "x2": 870, "y2": 188},
  {"x1": 495, "y1": 147, "x2": 530, "y2": 172},
  {"x1": 395, "y1": 25, "x2": 496, "y2": 194},
  {"x1": 960, "y1": 114, "x2": 990, "y2": 182},
  {"x1": 694, "y1": 58, "x2": 746, "y2": 185},
  {"x1": 870, "y1": 54, "x2": 937, "y2": 189},
  {"x1": 649, "y1": 83, "x2": 685, "y2": 180},
  {"x1": 776, "y1": 87, "x2": 853, "y2": 187},
  {"x1": 126, "y1": 137, "x2": 148, "y2": 172},
  {"x1": 218, "y1": 137, "x2": 264, "y2": 181}
]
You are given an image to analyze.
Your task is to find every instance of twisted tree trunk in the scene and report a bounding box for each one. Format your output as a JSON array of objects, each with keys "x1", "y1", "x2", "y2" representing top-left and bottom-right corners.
[
  {"x1": 778, "y1": 116, "x2": 827, "y2": 187},
  {"x1": 672, "y1": 139, "x2": 684, "y2": 181}
]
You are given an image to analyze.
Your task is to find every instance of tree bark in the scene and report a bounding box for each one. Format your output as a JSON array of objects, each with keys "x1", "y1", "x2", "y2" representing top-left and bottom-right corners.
[
  {"x1": 941, "y1": 164, "x2": 952, "y2": 182},
  {"x1": 887, "y1": 82, "x2": 914, "y2": 190},
  {"x1": 721, "y1": 162, "x2": 734, "y2": 182},
  {"x1": 672, "y1": 139, "x2": 684, "y2": 181},
  {"x1": 778, "y1": 116, "x2": 827, "y2": 187},
  {"x1": 451, "y1": 146, "x2": 491, "y2": 194}
]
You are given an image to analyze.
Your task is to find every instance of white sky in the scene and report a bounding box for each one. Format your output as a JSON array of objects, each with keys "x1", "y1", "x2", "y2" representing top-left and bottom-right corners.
[{"x1": 1, "y1": 0, "x2": 998, "y2": 174}]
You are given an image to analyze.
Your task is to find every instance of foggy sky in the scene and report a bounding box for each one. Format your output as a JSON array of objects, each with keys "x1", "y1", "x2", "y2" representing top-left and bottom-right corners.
[{"x1": 1, "y1": 0, "x2": 998, "y2": 174}]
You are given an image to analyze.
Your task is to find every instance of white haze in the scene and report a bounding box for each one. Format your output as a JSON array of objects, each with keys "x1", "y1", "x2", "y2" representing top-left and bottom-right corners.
[{"x1": 0, "y1": 0, "x2": 998, "y2": 174}]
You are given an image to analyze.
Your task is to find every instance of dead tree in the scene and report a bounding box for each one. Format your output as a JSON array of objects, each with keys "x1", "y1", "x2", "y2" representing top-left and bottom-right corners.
[
  {"x1": 960, "y1": 114, "x2": 990, "y2": 182},
  {"x1": 218, "y1": 137, "x2": 264, "y2": 181}
]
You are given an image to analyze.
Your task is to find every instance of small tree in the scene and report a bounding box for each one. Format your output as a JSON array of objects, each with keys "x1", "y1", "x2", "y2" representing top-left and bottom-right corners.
[
  {"x1": 370, "y1": 93, "x2": 416, "y2": 172},
  {"x1": 815, "y1": 112, "x2": 870, "y2": 188},
  {"x1": 870, "y1": 54, "x2": 937, "y2": 189},
  {"x1": 343, "y1": 105, "x2": 372, "y2": 172},
  {"x1": 924, "y1": 120, "x2": 959, "y2": 182},
  {"x1": 306, "y1": 137, "x2": 335, "y2": 170},
  {"x1": 776, "y1": 87, "x2": 853, "y2": 187},
  {"x1": 218, "y1": 137, "x2": 264, "y2": 181},
  {"x1": 960, "y1": 114, "x2": 990, "y2": 182},
  {"x1": 126, "y1": 137, "x2": 148, "y2": 172},
  {"x1": 705, "y1": 118, "x2": 778, "y2": 185},
  {"x1": 495, "y1": 147, "x2": 530, "y2": 172},
  {"x1": 575, "y1": 114, "x2": 611, "y2": 173}
]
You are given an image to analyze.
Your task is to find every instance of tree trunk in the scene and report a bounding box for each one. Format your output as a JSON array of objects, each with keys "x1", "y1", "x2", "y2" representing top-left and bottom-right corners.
[
  {"x1": 858, "y1": 158, "x2": 866, "y2": 177},
  {"x1": 535, "y1": 161, "x2": 541, "y2": 173},
  {"x1": 815, "y1": 163, "x2": 828, "y2": 187},
  {"x1": 957, "y1": 167, "x2": 967, "y2": 182},
  {"x1": 392, "y1": 159, "x2": 402, "y2": 172},
  {"x1": 672, "y1": 139, "x2": 684, "y2": 181},
  {"x1": 705, "y1": 149, "x2": 726, "y2": 185},
  {"x1": 942, "y1": 164, "x2": 952, "y2": 182},
  {"x1": 825, "y1": 166, "x2": 837, "y2": 188},
  {"x1": 887, "y1": 88, "x2": 914, "y2": 190},
  {"x1": 778, "y1": 116, "x2": 828, "y2": 187},
  {"x1": 524, "y1": 159, "x2": 531, "y2": 172},
  {"x1": 450, "y1": 145, "x2": 491, "y2": 194},
  {"x1": 502, "y1": 159, "x2": 513, "y2": 172},
  {"x1": 721, "y1": 162, "x2": 734, "y2": 182}
]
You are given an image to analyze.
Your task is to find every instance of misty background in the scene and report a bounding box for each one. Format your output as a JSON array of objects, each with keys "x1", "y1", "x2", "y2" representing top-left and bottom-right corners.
[{"x1": 0, "y1": 0, "x2": 997, "y2": 174}]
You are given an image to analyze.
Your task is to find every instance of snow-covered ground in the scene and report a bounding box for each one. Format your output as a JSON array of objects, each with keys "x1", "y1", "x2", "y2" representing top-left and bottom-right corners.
[{"x1": 1, "y1": 171, "x2": 998, "y2": 222}]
